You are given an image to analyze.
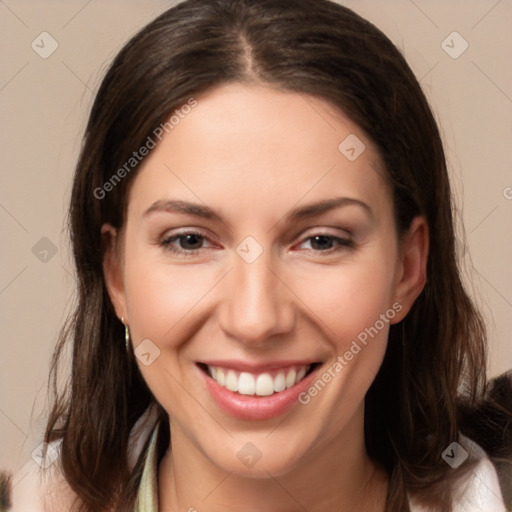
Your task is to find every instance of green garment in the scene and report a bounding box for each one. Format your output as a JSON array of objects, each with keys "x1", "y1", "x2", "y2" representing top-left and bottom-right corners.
[{"x1": 134, "y1": 422, "x2": 160, "y2": 511}]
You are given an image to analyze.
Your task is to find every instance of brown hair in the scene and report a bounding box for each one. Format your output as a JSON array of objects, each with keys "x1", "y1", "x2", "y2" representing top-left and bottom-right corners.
[{"x1": 45, "y1": 0, "x2": 491, "y2": 510}]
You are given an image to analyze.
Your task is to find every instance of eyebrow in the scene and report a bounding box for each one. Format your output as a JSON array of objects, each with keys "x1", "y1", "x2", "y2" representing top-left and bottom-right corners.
[
  {"x1": 143, "y1": 197, "x2": 373, "y2": 222},
  {"x1": 284, "y1": 197, "x2": 373, "y2": 222}
]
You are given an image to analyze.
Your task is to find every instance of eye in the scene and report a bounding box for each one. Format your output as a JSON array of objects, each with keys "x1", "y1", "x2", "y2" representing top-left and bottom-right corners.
[
  {"x1": 298, "y1": 234, "x2": 353, "y2": 253},
  {"x1": 159, "y1": 231, "x2": 214, "y2": 257},
  {"x1": 158, "y1": 230, "x2": 353, "y2": 257}
]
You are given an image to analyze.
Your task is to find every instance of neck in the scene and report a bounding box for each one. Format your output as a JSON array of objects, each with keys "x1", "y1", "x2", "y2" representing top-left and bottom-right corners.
[{"x1": 158, "y1": 407, "x2": 388, "y2": 511}]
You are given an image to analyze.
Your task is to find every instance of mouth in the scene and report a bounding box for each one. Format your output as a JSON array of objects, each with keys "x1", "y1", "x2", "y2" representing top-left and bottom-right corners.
[
  {"x1": 197, "y1": 362, "x2": 319, "y2": 397},
  {"x1": 196, "y1": 360, "x2": 322, "y2": 420}
]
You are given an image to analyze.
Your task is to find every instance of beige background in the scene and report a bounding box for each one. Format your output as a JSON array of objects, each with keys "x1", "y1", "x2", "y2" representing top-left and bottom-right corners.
[{"x1": 1, "y1": 0, "x2": 511, "y2": 483}]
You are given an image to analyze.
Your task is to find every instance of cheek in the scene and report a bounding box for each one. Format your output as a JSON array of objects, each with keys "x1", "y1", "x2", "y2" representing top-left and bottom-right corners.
[
  {"x1": 293, "y1": 257, "x2": 397, "y2": 347},
  {"x1": 123, "y1": 247, "x2": 218, "y2": 345},
  {"x1": 292, "y1": 263, "x2": 397, "y2": 429},
  {"x1": 121, "y1": 248, "x2": 217, "y2": 416}
]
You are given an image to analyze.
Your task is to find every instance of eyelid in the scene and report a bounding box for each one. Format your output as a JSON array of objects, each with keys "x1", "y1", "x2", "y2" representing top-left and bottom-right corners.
[
  {"x1": 160, "y1": 226, "x2": 214, "y2": 241},
  {"x1": 309, "y1": 224, "x2": 351, "y2": 234},
  {"x1": 295, "y1": 226, "x2": 353, "y2": 241},
  {"x1": 158, "y1": 228, "x2": 218, "y2": 255}
]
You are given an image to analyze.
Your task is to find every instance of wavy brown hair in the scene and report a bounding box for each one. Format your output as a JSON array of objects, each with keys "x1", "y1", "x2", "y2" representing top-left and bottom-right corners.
[{"x1": 45, "y1": 0, "x2": 492, "y2": 510}]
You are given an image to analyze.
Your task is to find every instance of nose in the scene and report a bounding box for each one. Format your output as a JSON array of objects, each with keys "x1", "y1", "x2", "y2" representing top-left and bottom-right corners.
[{"x1": 218, "y1": 253, "x2": 296, "y2": 347}]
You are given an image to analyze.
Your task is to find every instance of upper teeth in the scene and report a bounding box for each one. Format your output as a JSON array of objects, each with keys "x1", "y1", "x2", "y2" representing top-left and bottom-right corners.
[{"x1": 208, "y1": 365, "x2": 310, "y2": 396}]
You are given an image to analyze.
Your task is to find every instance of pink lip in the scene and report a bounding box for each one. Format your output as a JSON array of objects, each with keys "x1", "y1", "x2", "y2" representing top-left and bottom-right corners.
[{"x1": 197, "y1": 362, "x2": 321, "y2": 421}]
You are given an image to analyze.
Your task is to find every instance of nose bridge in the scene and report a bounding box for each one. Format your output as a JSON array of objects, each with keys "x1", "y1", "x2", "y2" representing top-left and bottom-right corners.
[{"x1": 219, "y1": 251, "x2": 294, "y2": 345}]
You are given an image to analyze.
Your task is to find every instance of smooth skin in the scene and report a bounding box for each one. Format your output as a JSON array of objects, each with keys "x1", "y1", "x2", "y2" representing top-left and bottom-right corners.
[{"x1": 103, "y1": 83, "x2": 429, "y2": 511}]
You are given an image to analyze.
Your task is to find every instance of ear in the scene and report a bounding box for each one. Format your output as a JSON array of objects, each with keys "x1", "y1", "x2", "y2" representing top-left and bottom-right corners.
[
  {"x1": 390, "y1": 216, "x2": 429, "y2": 324},
  {"x1": 101, "y1": 223, "x2": 128, "y2": 323}
]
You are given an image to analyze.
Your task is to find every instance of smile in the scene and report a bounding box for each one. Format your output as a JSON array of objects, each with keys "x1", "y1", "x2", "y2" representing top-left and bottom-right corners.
[
  {"x1": 207, "y1": 364, "x2": 311, "y2": 396},
  {"x1": 197, "y1": 361, "x2": 321, "y2": 420}
]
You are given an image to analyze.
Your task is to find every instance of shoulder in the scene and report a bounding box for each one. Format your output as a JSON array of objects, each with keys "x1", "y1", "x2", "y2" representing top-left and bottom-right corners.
[
  {"x1": 9, "y1": 406, "x2": 159, "y2": 512},
  {"x1": 410, "y1": 435, "x2": 507, "y2": 512},
  {"x1": 451, "y1": 436, "x2": 507, "y2": 512},
  {"x1": 9, "y1": 440, "x2": 77, "y2": 512}
]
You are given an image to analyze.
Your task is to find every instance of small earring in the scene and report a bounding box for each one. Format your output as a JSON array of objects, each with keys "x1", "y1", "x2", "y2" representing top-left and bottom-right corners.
[{"x1": 121, "y1": 317, "x2": 130, "y2": 351}]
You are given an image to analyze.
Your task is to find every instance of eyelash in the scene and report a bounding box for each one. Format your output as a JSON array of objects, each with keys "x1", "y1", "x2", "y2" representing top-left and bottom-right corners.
[{"x1": 158, "y1": 230, "x2": 354, "y2": 258}]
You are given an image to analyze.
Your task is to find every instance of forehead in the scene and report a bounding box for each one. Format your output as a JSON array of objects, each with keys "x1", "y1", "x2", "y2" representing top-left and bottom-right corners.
[{"x1": 128, "y1": 83, "x2": 391, "y2": 222}]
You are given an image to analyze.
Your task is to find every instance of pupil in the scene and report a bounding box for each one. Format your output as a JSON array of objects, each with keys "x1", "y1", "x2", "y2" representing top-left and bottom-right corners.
[
  {"x1": 312, "y1": 236, "x2": 332, "y2": 250},
  {"x1": 182, "y1": 234, "x2": 202, "y2": 249}
]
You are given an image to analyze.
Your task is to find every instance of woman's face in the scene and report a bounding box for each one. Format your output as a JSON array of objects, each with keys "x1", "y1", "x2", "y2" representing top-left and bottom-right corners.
[{"x1": 104, "y1": 83, "x2": 427, "y2": 477}]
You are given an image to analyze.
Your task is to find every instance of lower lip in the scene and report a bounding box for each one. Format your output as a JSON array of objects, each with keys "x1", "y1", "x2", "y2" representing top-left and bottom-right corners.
[{"x1": 199, "y1": 365, "x2": 320, "y2": 421}]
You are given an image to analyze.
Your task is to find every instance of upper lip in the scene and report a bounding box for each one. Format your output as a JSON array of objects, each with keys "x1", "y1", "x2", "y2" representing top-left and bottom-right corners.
[{"x1": 198, "y1": 360, "x2": 319, "y2": 372}]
